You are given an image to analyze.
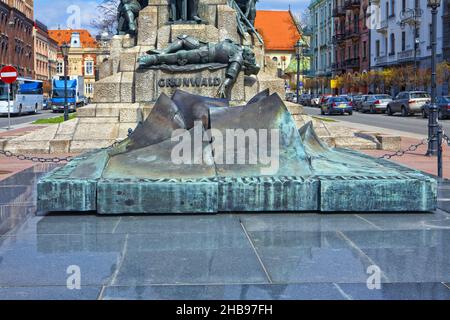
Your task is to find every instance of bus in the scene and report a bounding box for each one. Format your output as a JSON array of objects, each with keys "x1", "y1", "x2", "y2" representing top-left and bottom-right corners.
[{"x1": 0, "y1": 78, "x2": 44, "y2": 115}]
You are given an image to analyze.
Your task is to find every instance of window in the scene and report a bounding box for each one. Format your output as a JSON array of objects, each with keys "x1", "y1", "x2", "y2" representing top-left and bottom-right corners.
[
  {"x1": 386, "y1": 2, "x2": 389, "y2": 19},
  {"x1": 402, "y1": 0, "x2": 406, "y2": 11},
  {"x1": 376, "y1": 40, "x2": 381, "y2": 57},
  {"x1": 85, "y1": 83, "x2": 93, "y2": 95},
  {"x1": 391, "y1": 0, "x2": 395, "y2": 16},
  {"x1": 56, "y1": 61, "x2": 63, "y2": 74},
  {"x1": 390, "y1": 33, "x2": 395, "y2": 55},
  {"x1": 402, "y1": 32, "x2": 406, "y2": 51},
  {"x1": 85, "y1": 60, "x2": 94, "y2": 76}
]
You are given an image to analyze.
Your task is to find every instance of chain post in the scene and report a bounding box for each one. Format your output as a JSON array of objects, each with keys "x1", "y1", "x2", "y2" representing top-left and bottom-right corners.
[{"x1": 438, "y1": 126, "x2": 443, "y2": 178}]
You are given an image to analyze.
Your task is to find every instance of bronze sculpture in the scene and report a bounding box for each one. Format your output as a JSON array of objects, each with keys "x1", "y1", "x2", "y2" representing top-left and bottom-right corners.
[
  {"x1": 169, "y1": 0, "x2": 201, "y2": 23},
  {"x1": 236, "y1": 0, "x2": 258, "y2": 28},
  {"x1": 138, "y1": 35, "x2": 260, "y2": 98},
  {"x1": 117, "y1": 0, "x2": 148, "y2": 35}
]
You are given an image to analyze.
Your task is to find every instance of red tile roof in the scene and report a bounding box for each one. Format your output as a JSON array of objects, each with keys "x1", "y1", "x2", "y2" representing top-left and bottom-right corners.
[
  {"x1": 255, "y1": 10, "x2": 301, "y2": 52},
  {"x1": 48, "y1": 29, "x2": 98, "y2": 48}
]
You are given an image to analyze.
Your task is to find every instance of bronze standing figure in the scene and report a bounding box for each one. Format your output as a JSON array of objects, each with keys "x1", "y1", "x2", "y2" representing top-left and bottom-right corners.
[
  {"x1": 117, "y1": 0, "x2": 148, "y2": 35},
  {"x1": 169, "y1": 0, "x2": 201, "y2": 23}
]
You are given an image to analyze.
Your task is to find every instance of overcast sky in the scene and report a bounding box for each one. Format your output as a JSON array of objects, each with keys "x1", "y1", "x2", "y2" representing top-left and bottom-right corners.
[{"x1": 35, "y1": 0, "x2": 309, "y2": 34}]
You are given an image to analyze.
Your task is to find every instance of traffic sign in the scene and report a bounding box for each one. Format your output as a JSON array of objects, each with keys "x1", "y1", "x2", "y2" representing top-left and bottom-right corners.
[{"x1": 0, "y1": 66, "x2": 18, "y2": 84}]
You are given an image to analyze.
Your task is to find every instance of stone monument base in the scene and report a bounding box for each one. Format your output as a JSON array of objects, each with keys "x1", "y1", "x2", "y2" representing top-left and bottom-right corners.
[{"x1": 37, "y1": 90, "x2": 436, "y2": 214}]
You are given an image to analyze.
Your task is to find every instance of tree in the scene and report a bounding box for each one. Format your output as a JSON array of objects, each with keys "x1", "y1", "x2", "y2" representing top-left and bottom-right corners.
[{"x1": 91, "y1": 0, "x2": 119, "y2": 36}]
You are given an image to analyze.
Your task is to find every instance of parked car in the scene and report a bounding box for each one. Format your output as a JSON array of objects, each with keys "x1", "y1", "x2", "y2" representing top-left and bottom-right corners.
[
  {"x1": 311, "y1": 95, "x2": 321, "y2": 107},
  {"x1": 318, "y1": 94, "x2": 333, "y2": 108},
  {"x1": 386, "y1": 91, "x2": 431, "y2": 116},
  {"x1": 321, "y1": 96, "x2": 353, "y2": 115},
  {"x1": 360, "y1": 94, "x2": 393, "y2": 113},
  {"x1": 421, "y1": 96, "x2": 450, "y2": 120},
  {"x1": 353, "y1": 95, "x2": 369, "y2": 111},
  {"x1": 286, "y1": 93, "x2": 295, "y2": 102},
  {"x1": 299, "y1": 94, "x2": 312, "y2": 106},
  {"x1": 350, "y1": 95, "x2": 363, "y2": 108}
]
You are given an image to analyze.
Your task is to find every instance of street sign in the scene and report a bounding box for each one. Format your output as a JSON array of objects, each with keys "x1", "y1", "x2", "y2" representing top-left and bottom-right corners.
[
  {"x1": 0, "y1": 66, "x2": 18, "y2": 84},
  {"x1": 0, "y1": 66, "x2": 17, "y2": 131}
]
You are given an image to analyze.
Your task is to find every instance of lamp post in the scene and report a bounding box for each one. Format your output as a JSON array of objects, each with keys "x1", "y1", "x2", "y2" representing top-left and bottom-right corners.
[
  {"x1": 60, "y1": 42, "x2": 70, "y2": 122},
  {"x1": 426, "y1": 0, "x2": 442, "y2": 178},
  {"x1": 295, "y1": 40, "x2": 302, "y2": 104}
]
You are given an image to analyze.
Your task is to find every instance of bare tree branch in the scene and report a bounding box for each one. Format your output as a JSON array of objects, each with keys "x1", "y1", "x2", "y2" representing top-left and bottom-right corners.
[{"x1": 91, "y1": 0, "x2": 120, "y2": 36}]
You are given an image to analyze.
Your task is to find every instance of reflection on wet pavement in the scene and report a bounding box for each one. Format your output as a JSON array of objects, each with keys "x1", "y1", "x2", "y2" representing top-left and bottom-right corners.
[{"x1": 0, "y1": 164, "x2": 449, "y2": 300}]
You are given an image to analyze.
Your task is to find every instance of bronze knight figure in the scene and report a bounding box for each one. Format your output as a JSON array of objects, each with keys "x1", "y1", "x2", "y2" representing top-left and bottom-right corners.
[{"x1": 138, "y1": 35, "x2": 261, "y2": 98}]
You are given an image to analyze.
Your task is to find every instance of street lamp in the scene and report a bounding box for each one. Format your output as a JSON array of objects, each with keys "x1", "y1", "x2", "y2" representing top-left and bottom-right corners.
[
  {"x1": 426, "y1": 0, "x2": 442, "y2": 177},
  {"x1": 60, "y1": 42, "x2": 70, "y2": 122},
  {"x1": 295, "y1": 40, "x2": 302, "y2": 104}
]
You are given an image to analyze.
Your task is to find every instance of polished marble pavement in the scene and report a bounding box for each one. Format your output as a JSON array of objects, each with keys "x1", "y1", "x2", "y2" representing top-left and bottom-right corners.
[{"x1": 0, "y1": 164, "x2": 449, "y2": 300}]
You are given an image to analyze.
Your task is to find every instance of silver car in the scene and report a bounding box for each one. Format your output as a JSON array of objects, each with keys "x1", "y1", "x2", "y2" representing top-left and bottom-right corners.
[
  {"x1": 387, "y1": 91, "x2": 431, "y2": 116},
  {"x1": 360, "y1": 94, "x2": 393, "y2": 113}
]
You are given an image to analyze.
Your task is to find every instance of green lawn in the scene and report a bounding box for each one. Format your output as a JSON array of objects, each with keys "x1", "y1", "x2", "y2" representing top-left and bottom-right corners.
[
  {"x1": 32, "y1": 113, "x2": 77, "y2": 124},
  {"x1": 312, "y1": 116, "x2": 337, "y2": 123}
]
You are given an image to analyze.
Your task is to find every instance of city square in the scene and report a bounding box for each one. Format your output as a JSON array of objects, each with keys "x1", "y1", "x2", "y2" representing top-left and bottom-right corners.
[{"x1": 0, "y1": 0, "x2": 449, "y2": 303}]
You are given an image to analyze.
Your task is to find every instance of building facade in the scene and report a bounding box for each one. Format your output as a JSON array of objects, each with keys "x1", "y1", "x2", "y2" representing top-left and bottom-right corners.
[
  {"x1": 255, "y1": 10, "x2": 302, "y2": 78},
  {"x1": 33, "y1": 20, "x2": 51, "y2": 82},
  {"x1": 370, "y1": 0, "x2": 443, "y2": 93},
  {"x1": 333, "y1": 0, "x2": 370, "y2": 84},
  {"x1": 0, "y1": 0, "x2": 34, "y2": 78},
  {"x1": 48, "y1": 29, "x2": 99, "y2": 100},
  {"x1": 255, "y1": 9, "x2": 305, "y2": 94},
  {"x1": 309, "y1": 0, "x2": 335, "y2": 94}
]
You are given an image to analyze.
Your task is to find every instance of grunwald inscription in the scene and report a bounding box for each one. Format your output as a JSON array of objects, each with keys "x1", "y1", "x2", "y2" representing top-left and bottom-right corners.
[{"x1": 157, "y1": 77, "x2": 223, "y2": 88}]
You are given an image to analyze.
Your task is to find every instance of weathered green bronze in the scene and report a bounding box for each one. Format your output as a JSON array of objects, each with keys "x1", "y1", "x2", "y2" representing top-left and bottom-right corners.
[
  {"x1": 138, "y1": 36, "x2": 261, "y2": 98},
  {"x1": 169, "y1": 0, "x2": 202, "y2": 24},
  {"x1": 228, "y1": 0, "x2": 263, "y2": 42},
  {"x1": 37, "y1": 90, "x2": 437, "y2": 214},
  {"x1": 117, "y1": 0, "x2": 148, "y2": 35}
]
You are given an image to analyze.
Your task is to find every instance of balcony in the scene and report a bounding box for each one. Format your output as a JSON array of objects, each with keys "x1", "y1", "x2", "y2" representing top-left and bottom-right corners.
[
  {"x1": 344, "y1": 57, "x2": 360, "y2": 68},
  {"x1": 376, "y1": 19, "x2": 388, "y2": 33},
  {"x1": 332, "y1": 33, "x2": 345, "y2": 44},
  {"x1": 344, "y1": 27, "x2": 360, "y2": 40},
  {"x1": 399, "y1": 8, "x2": 423, "y2": 25},
  {"x1": 332, "y1": 6, "x2": 346, "y2": 17},
  {"x1": 302, "y1": 48, "x2": 313, "y2": 57},
  {"x1": 332, "y1": 62, "x2": 345, "y2": 72},
  {"x1": 397, "y1": 49, "x2": 421, "y2": 63},
  {"x1": 374, "y1": 55, "x2": 388, "y2": 66},
  {"x1": 344, "y1": 0, "x2": 361, "y2": 9}
]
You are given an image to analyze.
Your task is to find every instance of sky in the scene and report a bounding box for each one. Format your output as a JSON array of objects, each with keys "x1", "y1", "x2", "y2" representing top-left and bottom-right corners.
[{"x1": 35, "y1": 0, "x2": 310, "y2": 35}]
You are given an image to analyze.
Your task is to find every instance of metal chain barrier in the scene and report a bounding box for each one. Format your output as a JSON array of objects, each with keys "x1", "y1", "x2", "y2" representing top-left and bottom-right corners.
[
  {"x1": 0, "y1": 150, "x2": 74, "y2": 163},
  {"x1": 0, "y1": 140, "x2": 123, "y2": 164},
  {"x1": 378, "y1": 137, "x2": 432, "y2": 160}
]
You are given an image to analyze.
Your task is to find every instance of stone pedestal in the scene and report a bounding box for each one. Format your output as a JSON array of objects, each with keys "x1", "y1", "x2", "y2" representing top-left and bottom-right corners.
[{"x1": 1, "y1": 0, "x2": 285, "y2": 155}]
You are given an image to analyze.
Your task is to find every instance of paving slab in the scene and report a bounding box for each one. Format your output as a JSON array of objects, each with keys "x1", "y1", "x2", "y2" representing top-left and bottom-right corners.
[{"x1": 0, "y1": 164, "x2": 449, "y2": 299}]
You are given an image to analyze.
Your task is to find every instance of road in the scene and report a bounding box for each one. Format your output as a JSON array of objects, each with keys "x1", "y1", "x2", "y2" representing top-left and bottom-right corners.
[
  {"x1": 0, "y1": 110, "x2": 56, "y2": 130},
  {"x1": 303, "y1": 106, "x2": 450, "y2": 137}
]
